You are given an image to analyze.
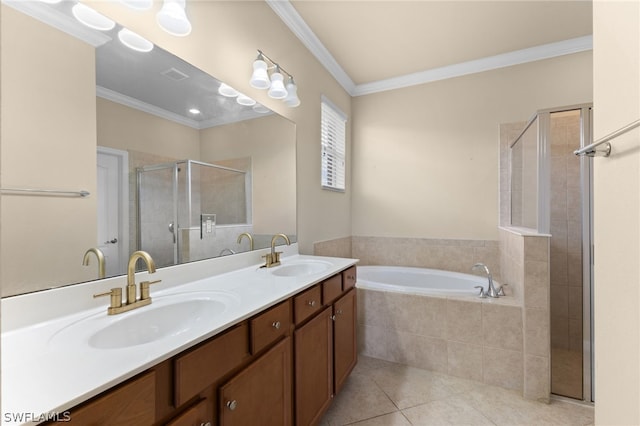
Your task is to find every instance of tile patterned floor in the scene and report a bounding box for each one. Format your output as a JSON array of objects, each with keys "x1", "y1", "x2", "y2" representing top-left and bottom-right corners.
[{"x1": 320, "y1": 356, "x2": 594, "y2": 426}]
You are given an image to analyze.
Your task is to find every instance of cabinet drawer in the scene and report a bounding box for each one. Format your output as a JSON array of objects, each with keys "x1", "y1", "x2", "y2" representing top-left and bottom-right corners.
[
  {"x1": 48, "y1": 371, "x2": 155, "y2": 425},
  {"x1": 294, "y1": 285, "x2": 322, "y2": 325},
  {"x1": 174, "y1": 322, "x2": 250, "y2": 406},
  {"x1": 342, "y1": 266, "x2": 357, "y2": 291},
  {"x1": 165, "y1": 398, "x2": 210, "y2": 426},
  {"x1": 251, "y1": 300, "x2": 291, "y2": 354},
  {"x1": 322, "y1": 274, "x2": 342, "y2": 305}
]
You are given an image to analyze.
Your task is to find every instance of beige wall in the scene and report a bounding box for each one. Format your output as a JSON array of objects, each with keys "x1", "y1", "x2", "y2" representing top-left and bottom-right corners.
[
  {"x1": 0, "y1": 6, "x2": 98, "y2": 296},
  {"x1": 97, "y1": 98, "x2": 200, "y2": 160},
  {"x1": 593, "y1": 1, "x2": 640, "y2": 423},
  {"x1": 201, "y1": 115, "x2": 296, "y2": 235},
  {"x1": 351, "y1": 52, "x2": 592, "y2": 241},
  {"x1": 88, "y1": 1, "x2": 352, "y2": 255}
]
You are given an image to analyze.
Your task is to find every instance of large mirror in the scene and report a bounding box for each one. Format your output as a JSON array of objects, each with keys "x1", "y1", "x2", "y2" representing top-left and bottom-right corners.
[{"x1": 0, "y1": 1, "x2": 296, "y2": 297}]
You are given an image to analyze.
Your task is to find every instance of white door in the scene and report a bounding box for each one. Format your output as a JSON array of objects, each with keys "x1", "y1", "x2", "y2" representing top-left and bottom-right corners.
[{"x1": 97, "y1": 148, "x2": 128, "y2": 277}]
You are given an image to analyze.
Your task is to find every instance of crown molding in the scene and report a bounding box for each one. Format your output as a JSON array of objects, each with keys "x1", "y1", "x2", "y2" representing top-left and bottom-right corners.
[
  {"x1": 97, "y1": 86, "x2": 271, "y2": 129},
  {"x1": 267, "y1": 0, "x2": 592, "y2": 97},
  {"x1": 265, "y1": 0, "x2": 356, "y2": 94},
  {"x1": 352, "y1": 35, "x2": 593, "y2": 96},
  {"x1": 97, "y1": 86, "x2": 202, "y2": 129}
]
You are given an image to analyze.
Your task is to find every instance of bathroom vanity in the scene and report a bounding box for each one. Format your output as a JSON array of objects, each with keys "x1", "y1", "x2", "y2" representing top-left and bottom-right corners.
[{"x1": 2, "y1": 251, "x2": 357, "y2": 426}]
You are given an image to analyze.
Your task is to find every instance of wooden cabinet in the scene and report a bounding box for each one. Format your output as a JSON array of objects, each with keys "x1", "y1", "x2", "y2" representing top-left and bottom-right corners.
[
  {"x1": 219, "y1": 338, "x2": 292, "y2": 426},
  {"x1": 294, "y1": 275, "x2": 358, "y2": 425},
  {"x1": 50, "y1": 265, "x2": 356, "y2": 426},
  {"x1": 294, "y1": 307, "x2": 334, "y2": 426},
  {"x1": 333, "y1": 289, "x2": 357, "y2": 394},
  {"x1": 48, "y1": 371, "x2": 156, "y2": 425}
]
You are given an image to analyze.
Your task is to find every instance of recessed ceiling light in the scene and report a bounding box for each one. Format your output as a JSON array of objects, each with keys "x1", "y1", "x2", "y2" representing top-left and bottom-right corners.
[
  {"x1": 189, "y1": 108, "x2": 201, "y2": 115},
  {"x1": 118, "y1": 28, "x2": 154, "y2": 53},
  {"x1": 72, "y1": 3, "x2": 116, "y2": 31}
]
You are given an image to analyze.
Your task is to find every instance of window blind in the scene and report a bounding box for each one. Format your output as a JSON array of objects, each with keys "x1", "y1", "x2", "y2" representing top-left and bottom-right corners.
[{"x1": 321, "y1": 98, "x2": 347, "y2": 192}]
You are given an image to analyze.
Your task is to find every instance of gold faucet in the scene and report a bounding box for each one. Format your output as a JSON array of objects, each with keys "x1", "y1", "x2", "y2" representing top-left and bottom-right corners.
[
  {"x1": 93, "y1": 250, "x2": 161, "y2": 315},
  {"x1": 262, "y1": 233, "x2": 291, "y2": 268},
  {"x1": 82, "y1": 248, "x2": 106, "y2": 279},
  {"x1": 237, "y1": 232, "x2": 254, "y2": 251}
]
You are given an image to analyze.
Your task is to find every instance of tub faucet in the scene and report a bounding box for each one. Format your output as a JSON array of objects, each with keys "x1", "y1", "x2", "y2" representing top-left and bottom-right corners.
[{"x1": 471, "y1": 263, "x2": 499, "y2": 298}]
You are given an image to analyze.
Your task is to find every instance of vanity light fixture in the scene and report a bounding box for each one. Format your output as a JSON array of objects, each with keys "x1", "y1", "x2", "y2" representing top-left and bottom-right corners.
[
  {"x1": 253, "y1": 104, "x2": 270, "y2": 114},
  {"x1": 157, "y1": 0, "x2": 192, "y2": 37},
  {"x1": 38, "y1": 0, "x2": 62, "y2": 3},
  {"x1": 118, "y1": 28, "x2": 154, "y2": 53},
  {"x1": 71, "y1": 3, "x2": 116, "y2": 31},
  {"x1": 188, "y1": 108, "x2": 201, "y2": 115},
  {"x1": 120, "y1": 0, "x2": 153, "y2": 11},
  {"x1": 249, "y1": 50, "x2": 301, "y2": 107}
]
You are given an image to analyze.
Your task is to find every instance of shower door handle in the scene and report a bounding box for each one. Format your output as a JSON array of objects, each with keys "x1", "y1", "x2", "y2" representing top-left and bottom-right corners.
[{"x1": 168, "y1": 222, "x2": 176, "y2": 244}]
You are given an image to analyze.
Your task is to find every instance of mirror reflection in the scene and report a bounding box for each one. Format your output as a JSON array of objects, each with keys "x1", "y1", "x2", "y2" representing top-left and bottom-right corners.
[{"x1": 0, "y1": 1, "x2": 296, "y2": 297}]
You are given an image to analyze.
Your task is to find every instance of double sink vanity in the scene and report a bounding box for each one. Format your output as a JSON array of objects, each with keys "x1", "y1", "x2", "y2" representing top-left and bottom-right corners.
[{"x1": 2, "y1": 245, "x2": 358, "y2": 425}]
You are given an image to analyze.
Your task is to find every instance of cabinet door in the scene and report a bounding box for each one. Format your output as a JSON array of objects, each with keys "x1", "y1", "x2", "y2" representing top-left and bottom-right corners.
[
  {"x1": 47, "y1": 371, "x2": 155, "y2": 425},
  {"x1": 219, "y1": 337, "x2": 292, "y2": 426},
  {"x1": 333, "y1": 289, "x2": 357, "y2": 394},
  {"x1": 294, "y1": 307, "x2": 333, "y2": 426}
]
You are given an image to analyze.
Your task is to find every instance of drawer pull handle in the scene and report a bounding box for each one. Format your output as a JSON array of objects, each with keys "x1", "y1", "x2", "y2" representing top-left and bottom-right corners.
[
  {"x1": 227, "y1": 400, "x2": 238, "y2": 411},
  {"x1": 200, "y1": 423, "x2": 212, "y2": 426},
  {"x1": 307, "y1": 300, "x2": 316, "y2": 307},
  {"x1": 272, "y1": 321, "x2": 281, "y2": 329},
  {"x1": 330, "y1": 314, "x2": 336, "y2": 321}
]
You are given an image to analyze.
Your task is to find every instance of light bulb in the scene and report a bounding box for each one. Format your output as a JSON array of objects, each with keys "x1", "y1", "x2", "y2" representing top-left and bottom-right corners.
[
  {"x1": 250, "y1": 58, "x2": 270, "y2": 89},
  {"x1": 267, "y1": 70, "x2": 287, "y2": 100},
  {"x1": 120, "y1": 0, "x2": 153, "y2": 10},
  {"x1": 118, "y1": 28, "x2": 154, "y2": 53},
  {"x1": 284, "y1": 79, "x2": 301, "y2": 107},
  {"x1": 218, "y1": 83, "x2": 239, "y2": 98},
  {"x1": 157, "y1": 0, "x2": 192, "y2": 37},
  {"x1": 72, "y1": 3, "x2": 116, "y2": 31},
  {"x1": 253, "y1": 104, "x2": 270, "y2": 114},
  {"x1": 236, "y1": 93, "x2": 256, "y2": 106}
]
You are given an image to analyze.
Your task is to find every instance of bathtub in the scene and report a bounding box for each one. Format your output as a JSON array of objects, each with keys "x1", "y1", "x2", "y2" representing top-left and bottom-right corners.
[{"x1": 356, "y1": 265, "x2": 487, "y2": 296}]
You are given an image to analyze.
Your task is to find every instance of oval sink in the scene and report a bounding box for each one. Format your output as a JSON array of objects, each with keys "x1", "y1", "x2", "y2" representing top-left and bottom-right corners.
[
  {"x1": 89, "y1": 299, "x2": 224, "y2": 349},
  {"x1": 49, "y1": 291, "x2": 239, "y2": 350},
  {"x1": 271, "y1": 260, "x2": 332, "y2": 277}
]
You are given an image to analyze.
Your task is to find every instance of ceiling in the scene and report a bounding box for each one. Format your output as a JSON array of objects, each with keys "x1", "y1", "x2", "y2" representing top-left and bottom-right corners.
[{"x1": 269, "y1": 0, "x2": 593, "y2": 96}]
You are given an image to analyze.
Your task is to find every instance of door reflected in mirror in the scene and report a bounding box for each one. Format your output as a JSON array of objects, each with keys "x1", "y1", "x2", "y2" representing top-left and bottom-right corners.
[{"x1": 0, "y1": 1, "x2": 296, "y2": 297}]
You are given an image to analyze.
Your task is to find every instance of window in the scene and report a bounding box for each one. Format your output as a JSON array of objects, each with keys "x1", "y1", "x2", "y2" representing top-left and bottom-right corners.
[{"x1": 321, "y1": 96, "x2": 347, "y2": 192}]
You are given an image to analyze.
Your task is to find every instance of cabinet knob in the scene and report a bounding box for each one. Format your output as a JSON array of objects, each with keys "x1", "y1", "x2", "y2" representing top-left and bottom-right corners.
[
  {"x1": 226, "y1": 400, "x2": 238, "y2": 411},
  {"x1": 200, "y1": 423, "x2": 212, "y2": 426},
  {"x1": 330, "y1": 315, "x2": 336, "y2": 321},
  {"x1": 307, "y1": 300, "x2": 316, "y2": 307},
  {"x1": 336, "y1": 309, "x2": 343, "y2": 315},
  {"x1": 272, "y1": 321, "x2": 281, "y2": 330}
]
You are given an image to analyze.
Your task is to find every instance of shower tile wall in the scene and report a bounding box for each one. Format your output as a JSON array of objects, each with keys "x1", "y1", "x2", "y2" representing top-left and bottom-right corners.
[{"x1": 549, "y1": 111, "x2": 583, "y2": 399}]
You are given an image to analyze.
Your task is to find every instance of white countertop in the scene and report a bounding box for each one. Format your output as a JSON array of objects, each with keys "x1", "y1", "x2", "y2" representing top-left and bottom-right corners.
[{"x1": 1, "y1": 247, "x2": 358, "y2": 425}]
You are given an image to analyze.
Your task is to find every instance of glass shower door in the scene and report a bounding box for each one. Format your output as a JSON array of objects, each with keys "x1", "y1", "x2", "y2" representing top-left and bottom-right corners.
[{"x1": 137, "y1": 164, "x2": 178, "y2": 268}]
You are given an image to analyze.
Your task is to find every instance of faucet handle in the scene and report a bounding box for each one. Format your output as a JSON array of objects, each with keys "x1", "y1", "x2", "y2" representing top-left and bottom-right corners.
[
  {"x1": 497, "y1": 283, "x2": 508, "y2": 297},
  {"x1": 474, "y1": 286, "x2": 487, "y2": 299},
  {"x1": 93, "y1": 288, "x2": 123, "y2": 309},
  {"x1": 140, "y1": 280, "x2": 162, "y2": 300}
]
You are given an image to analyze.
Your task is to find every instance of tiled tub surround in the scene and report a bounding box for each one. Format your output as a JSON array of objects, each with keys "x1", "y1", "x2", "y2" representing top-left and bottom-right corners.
[{"x1": 317, "y1": 232, "x2": 551, "y2": 402}]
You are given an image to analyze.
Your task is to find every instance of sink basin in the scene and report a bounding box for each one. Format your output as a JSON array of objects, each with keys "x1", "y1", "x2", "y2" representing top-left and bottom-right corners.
[
  {"x1": 271, "y1": 260, "x2": 332, "y2": 277},
  {"x1": 49, "y1": 291, "x2": 239, "y2": 350}
]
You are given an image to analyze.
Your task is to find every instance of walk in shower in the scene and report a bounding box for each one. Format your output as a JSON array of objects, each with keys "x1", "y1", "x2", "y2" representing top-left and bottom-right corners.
[
  {"x1": 136, "y1": 159, "x2": 250, "y2": 268},
  {"x1": 510, "y1": 105, "x2": 594, "y2": 402}
]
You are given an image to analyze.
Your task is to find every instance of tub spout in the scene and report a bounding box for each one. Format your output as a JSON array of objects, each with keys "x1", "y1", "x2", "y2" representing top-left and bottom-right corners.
[{"x1": 471, "y1": 263, "x2": 499, "y2": 298}]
